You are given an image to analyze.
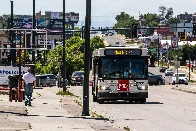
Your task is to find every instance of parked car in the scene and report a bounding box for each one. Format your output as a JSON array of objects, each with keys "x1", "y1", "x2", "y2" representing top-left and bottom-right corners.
[
  {"x1": 71, "y1": 71, "x2": 84, "y2": 86},
  {"x1": 159, "y1": 67, "x2": 167, "y2": 72},
  {"x1": 36, "y1": 74, "x2": 57, "y2": 87},
  {"x1": 56, "y1": 78, "x2": 69, "y2": 87},
  {"x1": 148, "y1": 72, "x2": 165, "y2": 85},
  {"x1": 172, "y1": 73, "x2": 188, "y2": 85},
  {"x1": 165, "y1": 69, "x2": 173, "y2": 76}
]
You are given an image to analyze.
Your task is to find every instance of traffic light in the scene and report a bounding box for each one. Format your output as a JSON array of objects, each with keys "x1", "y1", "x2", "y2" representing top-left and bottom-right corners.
[
  {"x1": 193, "y1": 23, "x2": 196, "y2": 35},
  {"x1": 179, "y1": 32, "x2": 186, "y2": 40},
  {"x1": 7, "y1": 54, "x2": 11, "y2": 62},
  {"x1": 132, "y1": 24, "x2": 138, "y2": 38}
]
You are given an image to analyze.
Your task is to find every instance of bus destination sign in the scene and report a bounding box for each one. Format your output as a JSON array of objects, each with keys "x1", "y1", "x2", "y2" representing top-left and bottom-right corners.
[{"x1": 104, "y1": 49, "x2": 141, "y2": 56}]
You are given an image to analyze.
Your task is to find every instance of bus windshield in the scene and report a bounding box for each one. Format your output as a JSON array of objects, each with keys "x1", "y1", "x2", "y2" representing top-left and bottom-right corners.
[{"x1": 98, "y1": 56, "x2": 148, "y2": 79}]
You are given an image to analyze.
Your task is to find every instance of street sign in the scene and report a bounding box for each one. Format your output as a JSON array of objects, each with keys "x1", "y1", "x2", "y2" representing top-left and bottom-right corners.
[
  {"x1": 171, "y1": 37, "x2": 178, "y2": 48},
  {"x1": 159, "y1": 48, "x2": 164, "y2": 52},
  {"x1": 174, "y1": 61, "x2": 180, "y2": 68},
  {"x1": 169, "y1": 23, "x2": 192, "y2": 32},
  {"x1": 148, "y1": 48, "x2": 156, "y2": 52}
]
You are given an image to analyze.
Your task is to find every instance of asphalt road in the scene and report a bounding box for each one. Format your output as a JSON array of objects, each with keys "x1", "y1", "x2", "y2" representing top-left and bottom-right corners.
[
  {"x1": 90, "y1": 33, "x2": 126, "y2": 46},
  {"x1": 68, "y1": 83, "x2": 196, "y2": 131}
]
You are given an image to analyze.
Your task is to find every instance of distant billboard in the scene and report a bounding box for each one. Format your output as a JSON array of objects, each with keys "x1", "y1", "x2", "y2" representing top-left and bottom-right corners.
[
  {"x1": 37, "y1": 19, "x2": 74, "y2": 30},
  {"x1": 157, "y1": 26, "x2": 173, "y2": 35},
  {"x1": 51, "y1": 12, "x2": 61, "y2": 19},
  {"x1": 50, "y1": 12, "x2": 79, "y2": 22},
  {"x1": 8, "y1": 18, "x2": 32, "y2": 29}
]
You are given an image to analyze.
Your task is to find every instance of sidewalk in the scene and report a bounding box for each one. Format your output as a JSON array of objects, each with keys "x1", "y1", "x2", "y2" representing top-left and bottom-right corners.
[
  {"x1": 164, "y1": 66, "x2": 196, "y2": 94},
  {"x1": 0, "y1": 87, "x2": 124, "y2": 131}
]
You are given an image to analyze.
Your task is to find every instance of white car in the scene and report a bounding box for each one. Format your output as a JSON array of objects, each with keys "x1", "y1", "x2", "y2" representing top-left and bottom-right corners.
[
  {"x1": 172, "y1": 73, "x2": 188, "y2": 85},
  {"x1": 165, "y1": 69, "x2": 173, "y2": 76}
]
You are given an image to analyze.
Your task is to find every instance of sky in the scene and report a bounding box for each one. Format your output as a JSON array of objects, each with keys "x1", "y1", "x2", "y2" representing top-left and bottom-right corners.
[{"x1": 0, "y1": 0, "x2": 196, "y2": 28}]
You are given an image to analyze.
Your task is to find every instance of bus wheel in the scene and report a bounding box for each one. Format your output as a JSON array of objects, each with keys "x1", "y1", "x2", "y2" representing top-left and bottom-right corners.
[
  {"x1": 140, "y1": 98, "x2": 146, "y2": 104},
  {"x1": 93, "y1": 95, "x2": 97, "y2": 102},
  {"x1": 129, "y1": 99, "x2": 133, "y2": 103},
  {"x1": 98, "y1": 99, "x2": 104, "y2": 104}
]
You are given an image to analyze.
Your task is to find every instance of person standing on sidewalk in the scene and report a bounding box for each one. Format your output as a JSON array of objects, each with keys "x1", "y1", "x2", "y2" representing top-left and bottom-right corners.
[{"x1": 22, "y1": 67, "x2": 36, "y2": 106}]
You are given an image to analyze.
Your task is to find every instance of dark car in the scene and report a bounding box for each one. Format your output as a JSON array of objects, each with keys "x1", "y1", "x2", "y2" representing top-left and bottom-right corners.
[
  {"x1": 71, "y1": 71, "x2": 84, "y2": 86},
  {"x1": 148, "y1": 72, "x2": 165, "y2": 85},
  {"x1": 159, "y1": 67, "x2": 167, "y2": 72}
]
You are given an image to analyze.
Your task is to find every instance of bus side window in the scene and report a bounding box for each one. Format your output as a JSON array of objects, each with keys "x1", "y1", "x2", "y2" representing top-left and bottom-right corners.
[{"x1": 98, "y1": 59, "x2": 102, "y2": 78}]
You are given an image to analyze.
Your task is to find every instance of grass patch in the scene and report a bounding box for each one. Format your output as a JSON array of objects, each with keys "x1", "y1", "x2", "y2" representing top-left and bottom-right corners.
[
  {"x1": 188, "y1": 80, "x2": 196, "y2": 82},
  {"x1": 36, "y1": 92, "x2": 41, "y2": 97},
  {"x1": 123, "y1": 126, "x2": 131, "y2": 131},
  {"x1": 59, "y1": 98, "x2": 62, "y2": 103},
  {"x1": 74, "y1": 100, "x2": 82, "y2": 106},
  {"x1": 56, "y1": 90, "x2": 74, "y2": 96},
  {"x1": 90, "y1": 111, "x2": 105, "y2": 118}
]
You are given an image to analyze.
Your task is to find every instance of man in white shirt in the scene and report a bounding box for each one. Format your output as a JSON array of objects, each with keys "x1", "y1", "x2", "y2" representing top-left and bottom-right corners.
[{"x1": 22, "y1": 67, "x2": 36, "y2": 106}]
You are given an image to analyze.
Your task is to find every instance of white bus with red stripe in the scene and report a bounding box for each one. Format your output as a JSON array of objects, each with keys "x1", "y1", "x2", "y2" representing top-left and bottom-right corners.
[{"x1": 92, "y1": 46, "x2": 148, "y2": 104}]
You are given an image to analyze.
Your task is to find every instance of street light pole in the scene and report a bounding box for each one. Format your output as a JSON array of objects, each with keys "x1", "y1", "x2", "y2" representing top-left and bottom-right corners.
[
  {"x1": 62, "y1": 0, "x2": 67, "y2": 91},
  {"x1": 187, "y1": 37, "x2": 191, "y2": 80},
  {"x1": 157, "y1": 34, "x2": 159, "y2": 67},
  {"x1": 10, "y1": 0, "x2": 16, "y2": 66},
  {"x1": 170, "y1": 40, "x2": 172, "y2": 67},
  {"x1": 166, "y1": 41, "x2": 169, "y2": 68},
  {"x1": 82, "y1": 0, "x2": 91, "y2": 116},
  {"x1": 32, "y1": 0, "x2": 35, "y2": 74}
]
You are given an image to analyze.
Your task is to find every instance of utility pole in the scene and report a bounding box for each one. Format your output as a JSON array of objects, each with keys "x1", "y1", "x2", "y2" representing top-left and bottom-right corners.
[
  {"x1": 187, "y1": 37, "x2": 191, "y2": 80},
  {"x1": 62, "y1": 0, "x2": 67, "y2": 91},
  {"x1": 32, "y1": 0, "x2": 36, "y2": 74},
  {"x1": 82, "y1": 0, "x2": 91, "y2": 116},
  {"x1": 166, "y1": 41, "x2": 169, "y2": 68},
  {"x1": 157, "y1": 34, "x2": 159, "y2": 67},
  {"x1": 10, "y1": 0, "x2": 16, "y2": 66},
  {"x1": 170, "y1": 39, "x2": 172, "y2": 67}
]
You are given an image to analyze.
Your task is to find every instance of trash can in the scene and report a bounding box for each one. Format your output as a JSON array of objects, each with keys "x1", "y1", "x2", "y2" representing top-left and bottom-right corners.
[{"x1": 8, "y1": 75, "x2": 19, "y2": 100}]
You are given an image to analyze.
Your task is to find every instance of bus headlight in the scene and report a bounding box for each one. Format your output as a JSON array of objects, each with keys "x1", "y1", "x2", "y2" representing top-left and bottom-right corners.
[
  {"x1": 137, "y1": 86, "x2": 146, "y2": 90},
  {"x1": 101, "y1": 86, "x2": 109, "y2": 90}
]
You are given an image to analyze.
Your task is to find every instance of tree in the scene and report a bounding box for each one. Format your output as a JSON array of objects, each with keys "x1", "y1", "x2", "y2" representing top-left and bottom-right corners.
[
  {"x1": 166, "y1": 17, "x2": 180, "y2": 26},
  {"x1": 159, "y1": 6, "x2": 167, "y2": 20},
  {"x1": 35, "y1": 36, "x2": 105, "y2": 81},
  {"x1": 73, "y1": 27, "x2": 82, "y2": 37},
  {"x1": 165, "y1": 7, "x2": 174, "y2": 20},
  {"x1": 15, "y1": 50, "x2": 31, "y2": 66},
  {"x1": 141, "y1": 13, "x2": 159, "y2": 36},
  {"x1": 158, "y1": 6, "x2": 174, "y2": 20},
  {"x1": 114, "y1": 12, "x2": 139, "y2": 38}
]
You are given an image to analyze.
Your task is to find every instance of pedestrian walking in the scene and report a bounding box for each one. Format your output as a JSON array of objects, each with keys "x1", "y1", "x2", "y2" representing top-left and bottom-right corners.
[{"x1": 22, "y1": 67, "x2": 36, "y2": 106}]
